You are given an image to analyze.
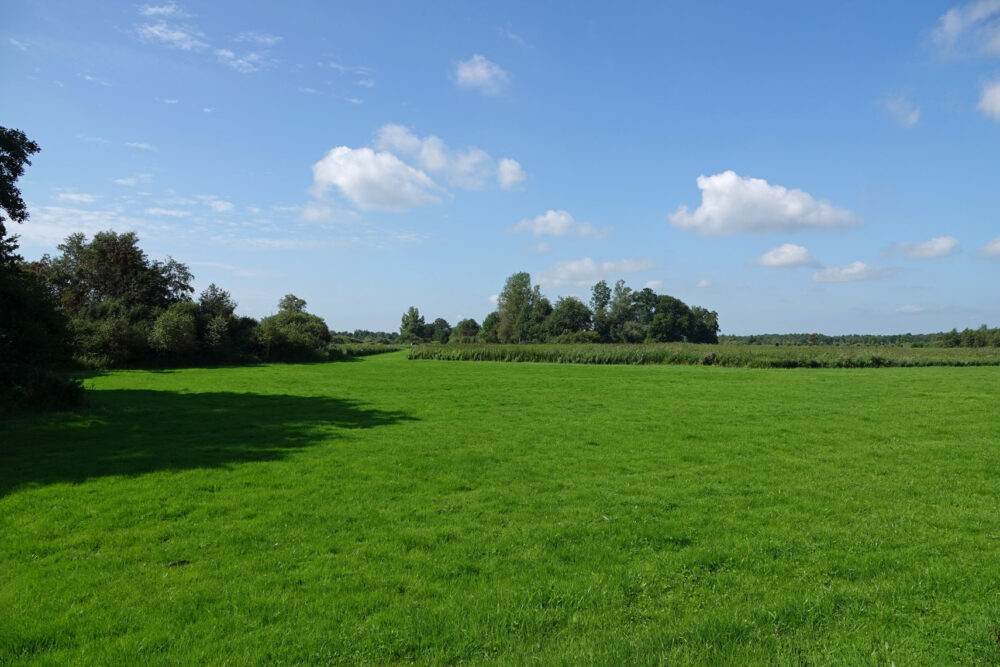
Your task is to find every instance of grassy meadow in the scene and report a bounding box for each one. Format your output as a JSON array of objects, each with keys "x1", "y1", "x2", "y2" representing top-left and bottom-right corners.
[{"x1": 3, "y1": 351, "x2": 1000, "y2": 663}]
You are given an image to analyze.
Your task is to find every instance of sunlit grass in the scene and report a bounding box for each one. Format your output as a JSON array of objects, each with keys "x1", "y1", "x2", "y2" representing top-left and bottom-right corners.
[{"x1": 2, "y1": 352, "x2": 999, "y2": 663}]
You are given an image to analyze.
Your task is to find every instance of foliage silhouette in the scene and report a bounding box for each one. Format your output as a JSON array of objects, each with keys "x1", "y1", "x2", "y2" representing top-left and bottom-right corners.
[{"x1": 1, "y1": 388, "x2": 416, "y2": 497}]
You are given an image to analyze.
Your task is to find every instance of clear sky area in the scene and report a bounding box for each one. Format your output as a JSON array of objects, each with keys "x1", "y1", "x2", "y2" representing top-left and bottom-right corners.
[{"x1": 4, "y1": 1, "x2": 999, "y2": 334}]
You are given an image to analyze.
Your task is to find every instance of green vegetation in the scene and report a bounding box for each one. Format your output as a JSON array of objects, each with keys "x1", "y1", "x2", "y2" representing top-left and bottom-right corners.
[
  {"x1": 4, "y1": 353, "x2": 1000, "y2": 663},
  {"x1": 408, "y1": 342, "x2": 1000, "y2": 367}
]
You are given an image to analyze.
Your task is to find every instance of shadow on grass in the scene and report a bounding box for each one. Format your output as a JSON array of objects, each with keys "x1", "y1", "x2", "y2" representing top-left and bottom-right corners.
[{"x1": 1, "y1": 389, "x2": 417, "y2": 497}]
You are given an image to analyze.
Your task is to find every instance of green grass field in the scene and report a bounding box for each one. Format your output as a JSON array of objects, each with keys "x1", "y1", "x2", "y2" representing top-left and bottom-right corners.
[{"x1": 3, "y1": 352, "x2": 999, "y2": 663}]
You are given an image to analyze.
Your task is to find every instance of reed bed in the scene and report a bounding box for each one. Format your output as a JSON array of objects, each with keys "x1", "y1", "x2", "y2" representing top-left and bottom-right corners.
[{"x1": 408, "y1": 343, "x2": 1000, "y2": 368}]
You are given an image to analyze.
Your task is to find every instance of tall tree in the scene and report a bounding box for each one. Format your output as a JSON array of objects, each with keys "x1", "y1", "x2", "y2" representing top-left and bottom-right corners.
[
  {"x1": 0, "y1": 126, "x2": 40, "y2": 263},
  {"x1": 400, "y1": 306, "x2": 426, "y2": 341}
]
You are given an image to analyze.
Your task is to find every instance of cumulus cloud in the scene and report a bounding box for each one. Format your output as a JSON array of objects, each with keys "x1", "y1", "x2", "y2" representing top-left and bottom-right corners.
[
  {"x1": 453, "y1": 54, "x2": 510, "y2": 95},
  {"x1": 497, "y1": 158, "x2": 526, "y2": 189},
  {"x1": 669, "y1": 171, "x2": 862, "y2": 236},
  {"x1": 893, "y1": 236, "x2": 960, "y2": 259},
  {"x1": 511, "y1": 209, "x2": 609, "y2": 239},
  {"x1": 879, "y1": 93, "x2": 921, "y2": 127},
  {"x1": 312, "y1": 146, "x2": 443, "y2": 212},
  {"x1": 812, "y1": 261, "x2": 887, "y2": 283},
  {"x1": 758, "y1": 243, "x2": 820, "y2": 267},
  {"x1": 57, "y1": 192, "x2": 99, "y2": 204},
  {"x1": 537, "y1": 257, "x2": 654, "y2": 288},
  {"x1": 374, "y1": 123, "x2": 523, "y2": 190},
  {"x1": 978, "y1": 80, "x2": 1000, "y2": 120},
  {"x1": 933, "y1": 0, "x2": 1000, "y2": 55},
  {"x1": 976, "y1": 235, "x2": 1000, "y2": 257}
]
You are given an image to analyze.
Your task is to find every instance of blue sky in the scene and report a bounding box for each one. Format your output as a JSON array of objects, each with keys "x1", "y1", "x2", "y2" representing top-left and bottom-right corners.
[{"x1": 4, "y1": 0, "x2": 999, "y2": 334}]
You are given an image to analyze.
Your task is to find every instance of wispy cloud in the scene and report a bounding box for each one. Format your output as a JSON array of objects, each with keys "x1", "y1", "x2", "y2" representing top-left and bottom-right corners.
[
  {"x1": 145, "y1": 207, "x2": 190, "y2": 217},
  {"x1": 235, "y1": 31, "x2": 282, "y2": 46},
  {"x1": 78, "y1": 73, "x2": 114, "y2": 86},
  {"x1": 891, "y1": 236, "x2": 960, "y2": 259},
  {"x1": 140, "y1": 3, "x2": 183, "y2": 17},
  {"x1": 126, "y1": 142, "x2": 158, "y2": 152},
  {"x1": 57, "y1": 192, "x2": 99, "y2": 204},
  {"x1": 537, "y1": 257, "x2": 653, "y2": 288},
  {"x1": 933, "y1": 0, "x2": 1000, "y2": 56},
  {"x1": 896, "y1": 304, "x2": 924, "y2": 313},
  {"x1": 215, "y1": 48, "x2": 271, "y2": 73},
  {"x1": 813, "y1": 261, "x2": 889, "y2": 283},
  {"x1": 137, "y1": 22, "x2": 207, "y2": 50},
  {"x1": 113, "y1": 173, "x2": 152, "y2": 186},
  {"x1": 9, "y1": 38, "x2": 29, "y2": 52},
  {"x1": 878, "y1": 93, "x2": 921, "y2": 127}
]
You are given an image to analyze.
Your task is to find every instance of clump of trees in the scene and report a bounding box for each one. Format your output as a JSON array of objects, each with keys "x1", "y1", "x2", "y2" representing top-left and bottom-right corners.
[
  {"x1": 399, "y1": 271, "x2": 720, "y2": 345},
  {"x1": 931, "y1": 325, "x2": 1000, "y2": 348},
  {"x1": 1, "y1": 127, "x2": 83, "y2": 409}
]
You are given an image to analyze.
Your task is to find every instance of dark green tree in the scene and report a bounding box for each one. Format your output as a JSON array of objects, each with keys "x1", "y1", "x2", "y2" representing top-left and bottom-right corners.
[{"x1": 546, "y1": 296, "x2": 592, "y2": 338}]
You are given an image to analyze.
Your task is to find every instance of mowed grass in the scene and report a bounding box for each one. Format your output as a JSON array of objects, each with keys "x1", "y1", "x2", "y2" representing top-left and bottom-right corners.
[{"x1": 2, "y1": 352, "x2": 999, "y2": 664}]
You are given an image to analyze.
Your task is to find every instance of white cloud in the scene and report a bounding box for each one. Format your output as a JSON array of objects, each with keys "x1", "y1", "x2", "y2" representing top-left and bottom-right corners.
[
  {"x1": 17, "y1": 206, "x2": 166, "y2": 248},
  {"x1": 312, "y1": 146, "x2": 443, "y2": 212},
  {"x1": 10, "y1": 38, "x2": 29, "y2": 52},
  {"x1": 235, "y1": 31, "x2": 282, "y2": 46},
  {"x1": 137, "y1": 22, "x2": 206, "y2": 50},
  {"x1": 140, "y1": 3, "x2": 181, "y2": 17},
  {"x1": 57, "y1": 192, "x2": 99, "y2": 204},
  {"x1": 489, "y1": 294, "x2": 500, "y2": 305},
  {"x1": 453, "y1": 54, "x2": 510, "y2": 95},
  {"x1": 758, "y1": 243, "x2": 819, "y2": 267},
  {"x1": 879, "y1": 93, "x2": 920, "y2": 127},
  {"x1": 202, "y1": 107, "x2": 214, "y2": 113},
  {"x1": 498, "y1": 158, "x2": 526, "y2": 189},
  {"x1": 894, "y1": 236, "x2": 960, "y2": 259},
  {"x1": 976, "y1": 235, "x2": 1000, "y2": 257},
  {"x1": 374, "y1": 124, "x2": 522, "y2": 190},
  {"x1": 322, "y1": 61, "x2": 374, "y2": 75},
  {"x1": 160, "y1": 98, "x2": 179, "y2": 104},
  {"x1": 145, "y1": 207, "x2": 190, "y2": 217},
  {"x1": 196, "y1": 196, "x2": 235, "y2": 213},
  {"x1": 300, "y1": 204, "x2": 333, "y2": 222},
  {"x1": 696, "y1": 279, "x2": 713, "y2": 288},
  {"x1": 126, "y1": 142, "x2": 158, "y2": 152},
  {"x1": 537, "y1": 257, "x2": 654, "y2": 288},
  {"x1": 897, "y1": 304, "x2": 924, "y2": 313},
  {"x1": 644, "y1": 280, "x2": 663, "y2": 290},
  {"x1": 978, "y1": 80, "x2": 1000, "y2": 120},
  {"x1": 812, "y1": 261, "x2": 887, "y2": 283},
  {"x1": 79, "y1": 73, "x2": 113, "y2": 87},
  {"x1": 511, "y1": 209, "x2": 609, "y2": 239},
  {"x1": 188, "y1": 260, "x2": 268, "y2": 277},
  {"x1": 933, "y1": 0, "x2": 1000, "y2": 55},
  {"x1": 357, "y1": 78, "x2": 375, "y2": 88},
  {"x1": 215, "y1": 48, "x2": 269, "y2": 73},
  {"x1": 113, "y1": 173, "x2": 152, "y2": 186},
  {"x1": 670, "y1": 171, "x2": 862, "y2": 236}
]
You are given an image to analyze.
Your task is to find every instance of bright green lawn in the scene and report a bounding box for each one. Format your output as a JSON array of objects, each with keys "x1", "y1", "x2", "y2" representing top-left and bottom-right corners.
[{"x1": 2, "y1": 351, "x2": 999, "y2": 664}]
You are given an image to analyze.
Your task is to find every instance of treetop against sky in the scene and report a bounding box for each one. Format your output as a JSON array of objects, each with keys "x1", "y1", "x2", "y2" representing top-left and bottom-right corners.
[{"x1": 3, "y1": 1, "x2": 999, "y2": 334}]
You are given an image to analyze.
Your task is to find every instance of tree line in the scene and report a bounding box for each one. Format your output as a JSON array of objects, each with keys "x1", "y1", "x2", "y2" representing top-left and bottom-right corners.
[{"x1": 398, "y1": 271, "x2": 721, "y2": 345}]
